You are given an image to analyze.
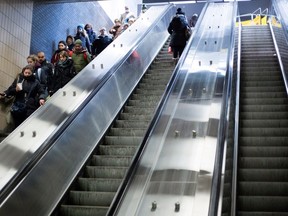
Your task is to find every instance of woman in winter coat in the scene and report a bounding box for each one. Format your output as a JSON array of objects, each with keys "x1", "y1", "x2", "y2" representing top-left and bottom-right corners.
[
  {"x1": 167, "y1": 8, "x2": 189, "y2": 60},
  {"x1": 0, "y1": 65, "x2": 46, "y2": 128},
  {"x1": 51, "y1": 50, "x2": 76, "y2": 95},
  {"x1": 51, "y1": 40, "x2": 72, "y2": 66}
]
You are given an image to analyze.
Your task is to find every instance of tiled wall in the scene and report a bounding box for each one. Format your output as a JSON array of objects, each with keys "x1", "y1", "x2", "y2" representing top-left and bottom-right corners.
[
  {"x1": 31, "y1": 2, "x2": 113, "y2": 61},
  {"x1": 0, "y1": 0, "x2": 33, "y2": 131}
]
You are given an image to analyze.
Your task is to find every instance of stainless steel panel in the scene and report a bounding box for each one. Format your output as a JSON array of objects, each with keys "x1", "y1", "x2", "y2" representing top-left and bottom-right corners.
[
  {"x1": 0, "y1": 5, "x2": 175, "y2": 215},
  {"x1": 115, "y1": 3, "x2": 235, "y2": 216}
]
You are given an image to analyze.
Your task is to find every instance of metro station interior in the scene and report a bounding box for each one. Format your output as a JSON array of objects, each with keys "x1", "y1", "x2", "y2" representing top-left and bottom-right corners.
[{"x1": 0, "y1": 0, "x2": 288, "y2": 215}]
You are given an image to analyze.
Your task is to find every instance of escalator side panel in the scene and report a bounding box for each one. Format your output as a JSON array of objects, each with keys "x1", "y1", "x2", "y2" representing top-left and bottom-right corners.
[{"x1": 0, "y1": 6, "x2": 175, "y2": 216}]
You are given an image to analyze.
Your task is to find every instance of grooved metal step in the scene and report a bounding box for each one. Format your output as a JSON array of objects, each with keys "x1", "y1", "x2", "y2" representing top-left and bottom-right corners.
[
  {"x1": 237, "y1": 25, "x2": 288, "y2": 215},
  {"x1": 58, "y1": 38, "x2": 175, "y2": 216}
]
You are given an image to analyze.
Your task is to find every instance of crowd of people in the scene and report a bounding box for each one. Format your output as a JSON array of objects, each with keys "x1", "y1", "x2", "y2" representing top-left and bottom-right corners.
[
  {"x1": 0, "y1": 5, "x2": 196, "y2": 130},
  {"x1": 0, "y1": 5, "x2": 147, "y2": 129}
]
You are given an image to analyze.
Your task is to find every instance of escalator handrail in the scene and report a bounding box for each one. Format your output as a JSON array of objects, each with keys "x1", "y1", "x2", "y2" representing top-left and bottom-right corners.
[
  {"x1": 270, "y1": 0, "x2": 288, "y2": 95},
  {"x1": 106, "y1": 3, "x2": 209, "y2": 216},
  {"x1": 231, "y1": 13, "x2": 242, "y2": 216},
  {"x1": 268, "y1": 18, "x2": 288, "y2": 94},
  {"x1": 208, "y1": 2, "x2": 238, "y2": 216},
  {"x1": 0, "y1": 4, "x2": 174, "y2": 205}
]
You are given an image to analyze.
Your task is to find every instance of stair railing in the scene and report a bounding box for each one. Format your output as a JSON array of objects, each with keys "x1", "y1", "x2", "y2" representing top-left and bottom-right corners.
[
  {"x1": 271, "y1": 0, "x2": 288, "y2": 95},
  {"x1": 230, "y1": 14, "x2": 242, "y2": 216},
  {"x1": 268, "y1": 17, "x2": 288, "y2": 94}
]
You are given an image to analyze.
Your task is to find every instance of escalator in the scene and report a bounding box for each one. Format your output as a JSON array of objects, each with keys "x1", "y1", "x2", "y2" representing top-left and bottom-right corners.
[
  {"x1": 237, "y1": 25, "x2": 288, "y2": 214},
  {"x1": 57, "y1": 39, "x2": 176, "y2": 216}
]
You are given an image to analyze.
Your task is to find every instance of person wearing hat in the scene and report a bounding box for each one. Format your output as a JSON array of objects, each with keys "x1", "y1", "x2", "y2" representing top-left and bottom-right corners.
[
  {"x1": 92, "y1": 27, "x2": 113, "y2": 57},
  {"x1": 109, "y1": 19, "x2": 123, "y2": 40},
  {"x1": 120, "y1": 6, "x2": 135, "y2": 24},
  {"x1": 71, "y1": 39, "x2": 92, "y2": 73},
  {"x1": 167, "y1": 7, "x2": 190, "y2": 62},
  {"x1": 74, "y1": 24, "x2": 91, "y2": 54},
  {"x1": 51, "y1": 40, "x2": 72, "y2": 65}
]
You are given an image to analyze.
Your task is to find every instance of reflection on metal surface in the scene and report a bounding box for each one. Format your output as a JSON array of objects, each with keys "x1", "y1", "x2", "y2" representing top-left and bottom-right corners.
[
  {"x1": 116, "y1": 2, "x2": 235, "y2": 216},
  {"x1": 0, "y1": 5, "x2": 175, "y2": 216}
]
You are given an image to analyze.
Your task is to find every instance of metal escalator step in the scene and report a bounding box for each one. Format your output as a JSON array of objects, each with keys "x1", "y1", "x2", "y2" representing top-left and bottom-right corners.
[
  {"x1": 238, "y1": 169, "x2": 288, "y2": 182},
  {"x1": 239, "y1": 147, "x2": 288, "y2": 157},
  {"x1": 241, "y1": 119, "x2": 288, "y2": 128},
  {"x1": 68, "y1": 191, "x2": 115, "y2": 206},
  {"x1": 85, "y1": 166, "x2": 127, "y2": 178},
  {"x1": 237, "y1": 212, "x2": 288, "y2": 216},
  {"x1": 127, "y1": 99, "x2": 158, "y2": 107},
  {"x1": 138, "y1": 82, "x2": 167, "y2": 89},
  {"x1": 240, "y1": 128, "x2": 288, "y2": 136},
  {"x1": 134, "y1": 88, "x2": 167, "y2": 95},
  {"x1": 91, "y1": 155, "x2": 132, "y2": 167},
  {"x1": 238, "y1": 182, "x2": 288, "y2": 196},
  {"x1": 99, "y1": 145, "x2": 138, "y2": 156},
  {"x1": 241, "y1": 71, "x2": 281, "y2": 78},
  {"x1": 241, "y1": 104, "x2": 288, "y2": 112},
  {"x1": 241, "y1": 80, "x2": 284, "y2": 87},
  {"x1": 241, "y1": 92, "x2": 286, "y2": 98},
  {"x1": 123, "y1": 106, "x2": 155, "y2": 114},
  {"x1": 240, "y1": 61, "x2": 279, "y2": 67},
  {"x1": 104, "y1": 136, "x2": 142, "y2": 145},
  {"x1": 119, "y1": 112, "x2": 153, "y2": 121},
  {"x1": 145, "y1": 70, "x2": 173, "y2": 76},
  {"x1": 241, "y1": 86, "x2": 286, "y2": 93},
  {"x1": 130, "y1": 94, "x2": 162, "y2": 101},
  {"x1": 239, "y1": 157, "x2": 288, "y2": 169},
  {"x1": 60, "y1": 205, "x2": 108, "y2": 216},
  {"x1": 141, "y1": 78, "x2": 171, "y2": 85},
  {"x1": 241, "y1": 55, "x2": 278, "y2": 60},
  {"x1": 240, "y1": 98, "x2": 288, "y2": 105},
  {"x1": 77, "y1": 178, "x2": 122, "y2": 192},
  {"x1": 240, "y1": 111, "x2": 288, "y2": 119},
  {"x1": 150, "y1": 61, "x2": 175, "y2": 68},
  {"x1": 114, "y1": 120, "x2": 149, "y2": 128},
  {"x1": 109, "y1": 128, "x2": 146, "y2": 136},
  {"x1": 241, "y1": 75, "x2": 282, "y2": 81},
  {"x1": 237, "y1": 196, "x2": 288, "y2": 212},
  {"x1": 239, "y1": 137, "x2": 288, "y2": 146}
]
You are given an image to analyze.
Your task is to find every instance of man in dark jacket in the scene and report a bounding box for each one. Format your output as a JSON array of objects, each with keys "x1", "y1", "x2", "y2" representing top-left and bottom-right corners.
[
  {"x1": 167, "y1": 8, "x2": 190, "y2": 61},
  {"x1": 37, "y1": 51, "x2": 53, "y2": 97},
  {"x1": 92, "y1": 27, "x2": 113, "y2": 57}
]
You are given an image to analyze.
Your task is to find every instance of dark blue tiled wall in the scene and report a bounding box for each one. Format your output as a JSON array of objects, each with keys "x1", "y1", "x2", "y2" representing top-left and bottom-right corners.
[{"x1": 31, "y1": 2, "x2": 113, "y2": 61}]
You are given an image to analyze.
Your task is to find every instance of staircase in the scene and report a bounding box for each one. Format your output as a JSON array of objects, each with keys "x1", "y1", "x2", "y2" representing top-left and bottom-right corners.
[
  {"x1": 237, "y1": 25, "x2": 288, "y2": 215},
  {"x1": 58, "y1": 39, "x2": 175, "y2": 216}
]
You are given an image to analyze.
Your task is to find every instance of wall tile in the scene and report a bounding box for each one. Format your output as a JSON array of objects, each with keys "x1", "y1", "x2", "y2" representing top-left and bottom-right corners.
[{"x1": 0, "y1": 0, "x2": 33, "y2": 132}]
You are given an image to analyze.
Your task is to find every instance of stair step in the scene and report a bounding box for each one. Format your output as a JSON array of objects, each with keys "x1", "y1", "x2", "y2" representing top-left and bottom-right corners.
[
  {"x1": 77, "y1": 178, "x2": 122, "y2": 192},
  {"x1": 104, "y1": 136, "x2": 142, "y2": 145},
  {"x1": 239, "y1": 137, "x2": 288, "y2": 146},
  {"x1": 239, "y1": 146, "x2": 288, "y2": 157},
  {"x1": 109, "y1": 128, "x2": 146, "y2": 136},
  {"x1": 240, "y1": 128, "x2": 288, "y2": 136},
  {"x1": 240, "y1": 119, "x2": 288, "y2": 127},
  {"x1": 91, "y1": 155, "x2": 132, "y2": 167},
  {"x1": 240, "y1": 111, "x2": 288, "y2": 119},
  {"x1": 85, "y1": 166, "x2": 128, "y2": 178},
  {"x1": 238, "y1": 169, "x2": 288, "y2": 182},
  {"x1": 239, "y1": 157, "x2": 288, "y2": 169},
  {"x1": 237, "y1": 196, "x2": 288, "y2": 212},
  {"x1": 68, "y1": 191, "x2": 115, "y2": 206},
  {"x1": 99, "y1": 145, "x2": 138, "y2": 156},
  {"x1": 60, "y1": 205, "x2": 108, "y2": 216}
]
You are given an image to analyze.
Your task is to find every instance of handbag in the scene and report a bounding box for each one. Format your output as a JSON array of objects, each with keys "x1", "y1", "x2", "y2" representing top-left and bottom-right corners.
[
  {"x1": 11, "y1": 101, "x2": 27, "y2": 115},
  {"x1": 185, "y1": 27, "x2": 192, "y2": 40},
  {"x1": 10, "y1": 79, "x2": 31, "y2": 115}
]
